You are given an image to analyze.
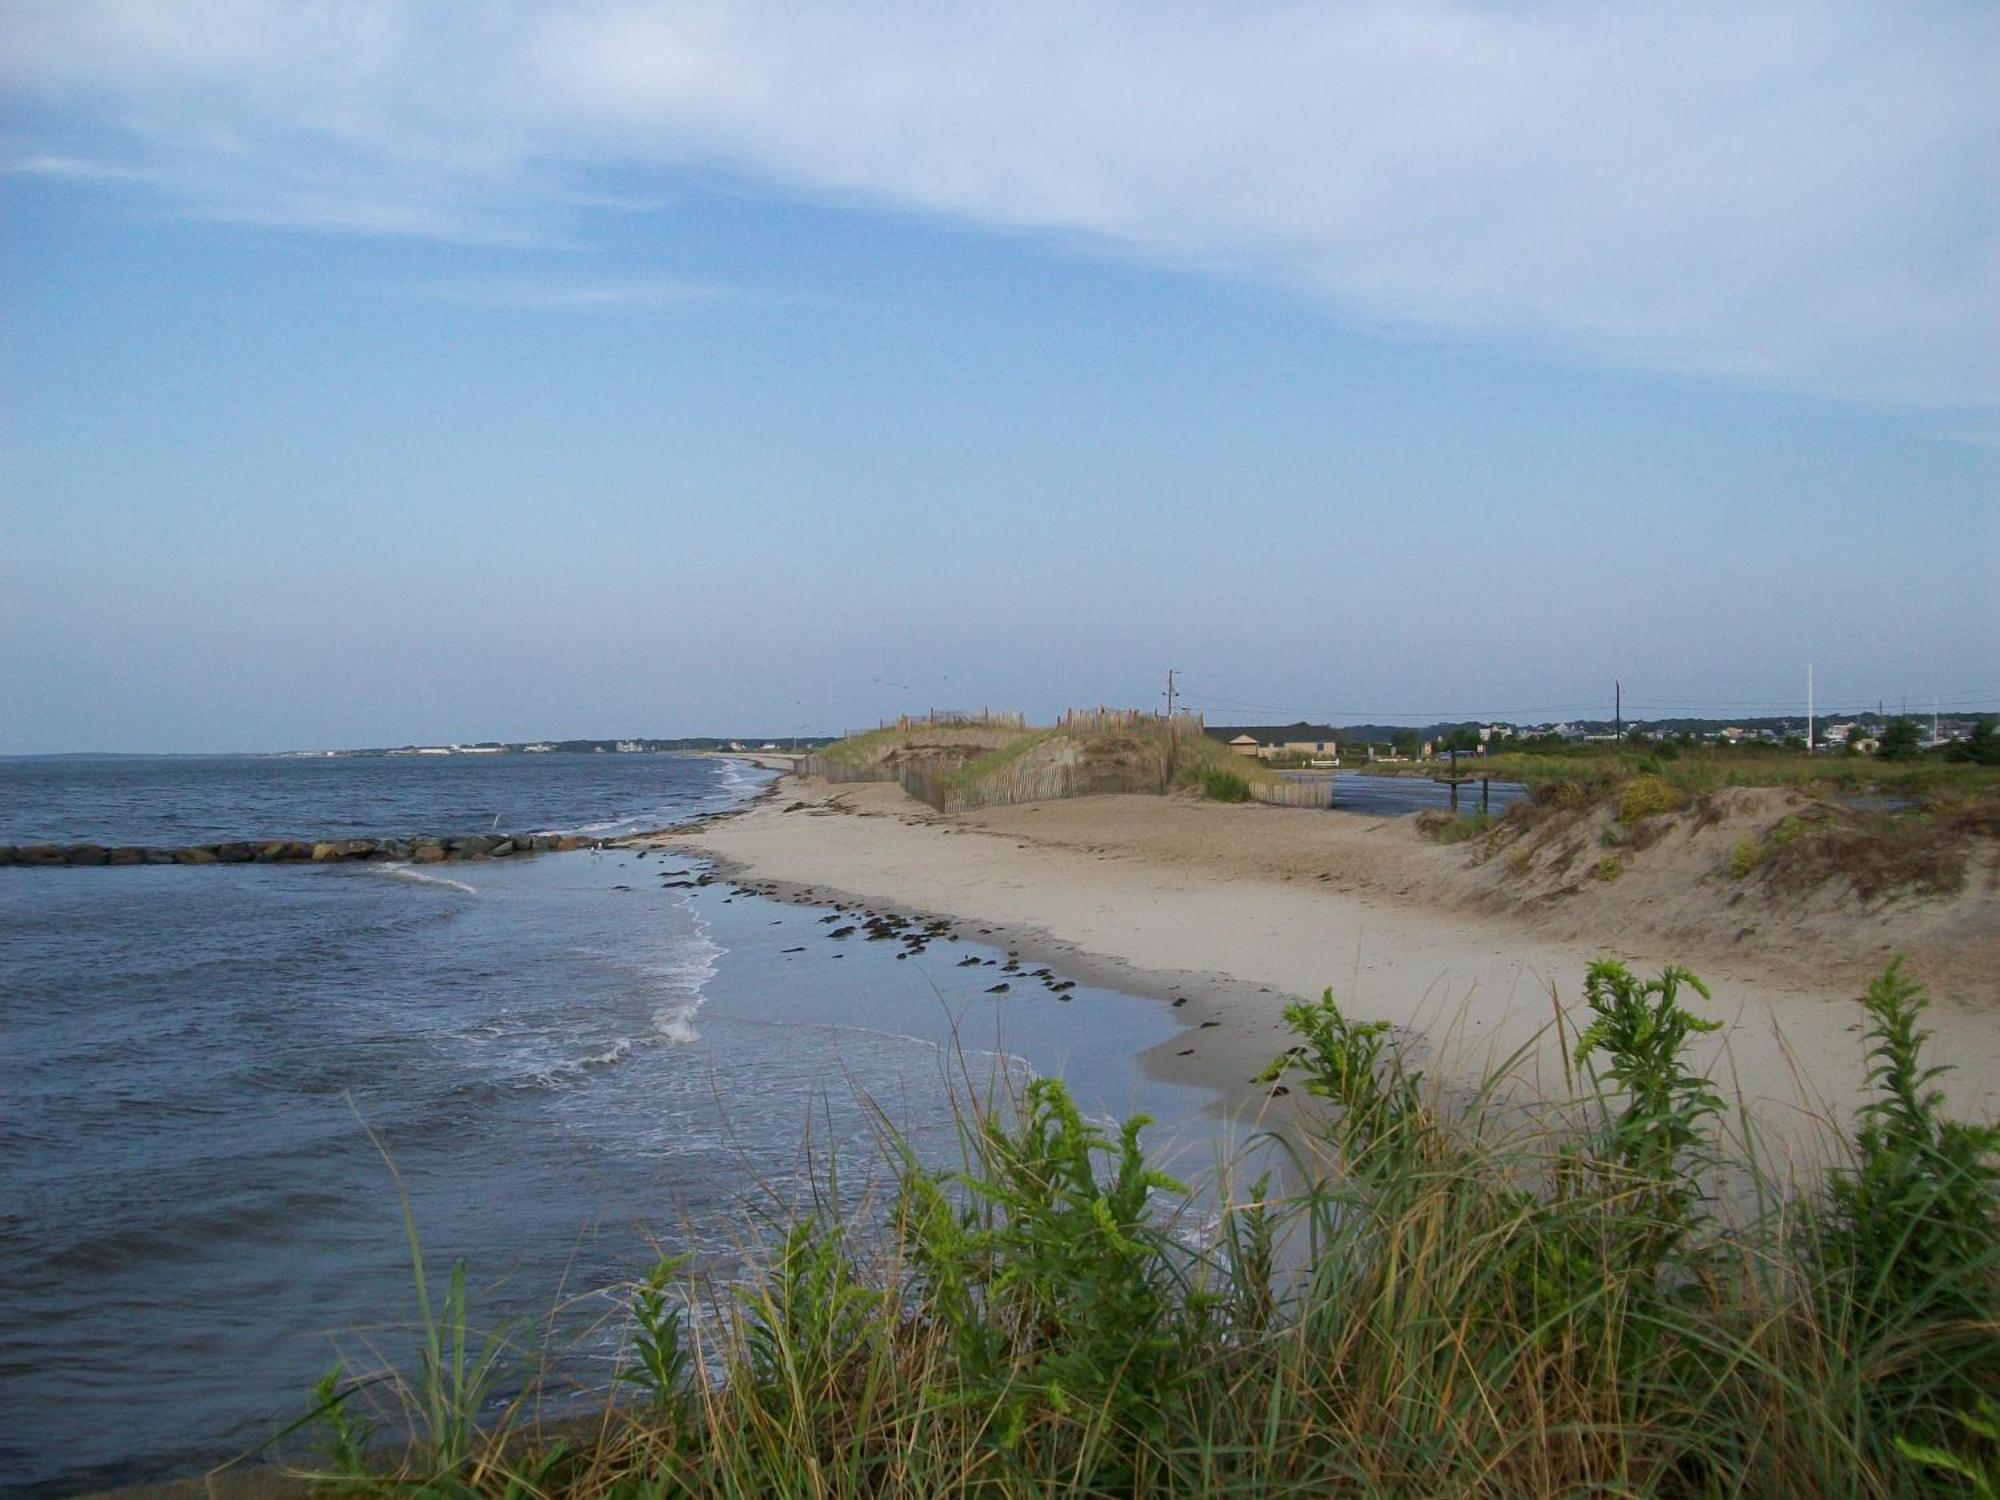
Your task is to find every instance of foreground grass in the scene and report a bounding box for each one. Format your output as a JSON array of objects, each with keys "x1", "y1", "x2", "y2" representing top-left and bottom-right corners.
[{"x1": 295, "y1": 961, "x2": 1997, "y2": 1498}]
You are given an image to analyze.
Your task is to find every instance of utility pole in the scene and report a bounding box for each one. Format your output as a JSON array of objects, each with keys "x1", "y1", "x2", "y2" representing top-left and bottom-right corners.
[
  {"x1": 1614, "y1": 681, "x2": 1621, "y2": 743},
  {"x1": 1807, "y1": 661, "x2": 1814, "y2": 755},
  {"x1": 1164, "y1": 667, "x2": 1177, "y2": 720},
  {"x1": 1163, "y1": 667, "x2": 1180, "y2": 785}
]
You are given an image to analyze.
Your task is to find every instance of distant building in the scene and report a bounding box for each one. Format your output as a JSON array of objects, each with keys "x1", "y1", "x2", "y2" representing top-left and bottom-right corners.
[{"x1": 1208, "y1": 723, "x2": 1339, "y2": 761}]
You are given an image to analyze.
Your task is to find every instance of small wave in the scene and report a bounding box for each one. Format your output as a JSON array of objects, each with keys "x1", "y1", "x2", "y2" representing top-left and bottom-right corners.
[
  {"x1": 372, "y1": 863, "x2": 477, "y2": 895},
  {"x1": 648, "y1": 893, "x2": 724, "y2": 1046},
  {"x1": 529, "y1": 1035, "x2": 635, "y2": 1089}
]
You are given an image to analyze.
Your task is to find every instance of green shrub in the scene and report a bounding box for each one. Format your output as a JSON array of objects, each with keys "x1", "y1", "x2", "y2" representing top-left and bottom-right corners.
[
  {"x1": 1617, "y1": 772, "x2": 1684, "y2": 823},
  {"x1": 1594, "y1": 853, "x2": 1623, "y2": 882},
  {"x1": 1199, "y1": 768, "x2": 1251, "y2": 802},
  {"x1": 1430, "y1": 811, "x2": 1490, "y2": 844},
  {"x1": 899, "y1": 1077, "x2": 1191, "y2": 1468},
  {"x1": 1728, "y1": 837, "x2": 1767, "y2": 879}
]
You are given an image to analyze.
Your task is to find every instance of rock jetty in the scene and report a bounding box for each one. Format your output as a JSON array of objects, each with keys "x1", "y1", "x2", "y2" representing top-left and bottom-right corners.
[{"x1": 0, "y1": 832, "x2": 602, "y2": 868}]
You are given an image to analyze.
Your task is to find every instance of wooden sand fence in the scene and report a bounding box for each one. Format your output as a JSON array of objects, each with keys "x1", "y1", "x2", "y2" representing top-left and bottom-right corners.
[{"x1": 1249, "y1": 775, "x2": 1337, "y2": 809}]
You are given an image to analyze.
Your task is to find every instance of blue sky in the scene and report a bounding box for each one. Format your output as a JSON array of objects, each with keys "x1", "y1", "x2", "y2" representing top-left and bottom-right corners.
[{"x1": 2, "y1": 2, "x2": 1995, "y2": 753}]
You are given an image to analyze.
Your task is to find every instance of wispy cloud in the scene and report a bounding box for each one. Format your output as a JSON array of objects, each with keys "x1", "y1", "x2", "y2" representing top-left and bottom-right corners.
[
  {"x1": 4, "y1": 1, "x2": 1994, "y2": 410},
  {"x1": 6, "y1": 151, "x2": 155, "y2": 184},
  {"x1": 412, "y1": 275, "x2": 727, "y2": 311}
]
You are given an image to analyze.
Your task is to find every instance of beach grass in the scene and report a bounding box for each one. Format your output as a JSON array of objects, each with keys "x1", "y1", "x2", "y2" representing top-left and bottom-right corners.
[
  {"x1": 1375, "y1": 741, "x2": 2000, "y2": 803},
  {"x1": 291, "y1": 958, "x2": 1998, "y2": 1498}
]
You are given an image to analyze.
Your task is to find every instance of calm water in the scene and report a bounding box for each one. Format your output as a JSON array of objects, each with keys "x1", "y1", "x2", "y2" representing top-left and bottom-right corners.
[
  {"x1": 1298, "y1": 770, "x2": 1527, "y2": 817},
  {"x1": 0, "y1": 755, "x2": 1208, "y2": 1497}
]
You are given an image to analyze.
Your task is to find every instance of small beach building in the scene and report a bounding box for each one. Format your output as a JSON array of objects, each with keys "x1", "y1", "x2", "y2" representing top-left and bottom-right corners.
[{"x1": 1208, "y1": 723, "x2": 1341, "y2": 761}]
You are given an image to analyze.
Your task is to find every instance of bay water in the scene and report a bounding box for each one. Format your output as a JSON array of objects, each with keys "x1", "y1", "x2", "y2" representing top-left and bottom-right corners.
[{"x1": 0, "y1": 754, "x2": 1210, "y2": 1496}]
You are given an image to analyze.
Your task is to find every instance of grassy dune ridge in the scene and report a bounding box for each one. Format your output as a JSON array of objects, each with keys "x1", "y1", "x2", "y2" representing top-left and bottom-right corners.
[
  {"x1": 1405, "y1": 747, "x2": 2000, "y2": 908},
  {"x1": 808, "y1": 717, "x2": 1283, "y2": 812},
  {"x1": 292, "y1": 960, "x2": 1999, "y2": 1498}
]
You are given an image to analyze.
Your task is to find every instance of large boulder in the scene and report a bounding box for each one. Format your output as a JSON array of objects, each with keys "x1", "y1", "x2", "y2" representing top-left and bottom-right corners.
[
  {"x1": 65, "y1": 845, "x2": 109, "y2": 866},
  {"x1": 107, "y1": 847, "x2": 147, "y2": 866},
  {"x1": 411, "y1": 842, "x2": 446, "y2": 864},
  {"x1": 215, "y1": 843, "x2": 257, "y2": 864},
  {"x1": 176, "y1": 847, "x2": 220, "y2": 864},
  {"x1": 257, "y1": 840, "x2": 312, "y2": 862}
]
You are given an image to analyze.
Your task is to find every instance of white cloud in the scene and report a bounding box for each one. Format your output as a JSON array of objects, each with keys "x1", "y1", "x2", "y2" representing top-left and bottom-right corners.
[
  {"x1": 4, "y1": 1, "x2": 1994, "y2": 409},
  {"x1": 412, "y1": 275, "x2": 726, "y2": 310}
]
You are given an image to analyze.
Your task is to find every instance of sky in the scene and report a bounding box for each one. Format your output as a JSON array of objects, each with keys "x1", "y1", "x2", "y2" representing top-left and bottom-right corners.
[{"x1": 2, "y1": 1, "x2": 1995, "y2": 753}]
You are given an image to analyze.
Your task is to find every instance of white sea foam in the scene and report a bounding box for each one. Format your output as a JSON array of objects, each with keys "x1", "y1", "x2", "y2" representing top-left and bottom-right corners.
[
  {"x1": 717, "y1": 759, "x2": 767, "y2": 795},
  {"x1": 644, "y1": 894, "x2": 724, "y2": 1046},
  {"x1": 530, "y1": 1035, "x2": 635, "y2": 1089},
  {"x1": 372, "y1": 863, "x2": 477, "y2": 895}
]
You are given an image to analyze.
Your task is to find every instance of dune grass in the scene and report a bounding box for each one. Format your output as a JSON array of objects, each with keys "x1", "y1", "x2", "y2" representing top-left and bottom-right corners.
[
  {"x1": 287, "y1": 957, "x2": 1998, "y2": 1498},
  {"x1": 1166, "y1": 729, "x2": 1281, "y2": 799},
  {"x1": 1416, "y1": 742, "x2": 2000, "y2": 804}
]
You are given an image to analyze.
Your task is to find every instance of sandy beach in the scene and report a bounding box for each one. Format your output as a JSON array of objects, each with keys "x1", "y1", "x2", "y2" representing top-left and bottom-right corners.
[{"x1": 659, "y1": 766, "x2": 2000, "y2": 1168}]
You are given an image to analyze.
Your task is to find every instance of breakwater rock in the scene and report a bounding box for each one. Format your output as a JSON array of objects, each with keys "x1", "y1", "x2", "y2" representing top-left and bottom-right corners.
[{"x1": 0, "y1": 832, "x2": 602, "y2": 868}]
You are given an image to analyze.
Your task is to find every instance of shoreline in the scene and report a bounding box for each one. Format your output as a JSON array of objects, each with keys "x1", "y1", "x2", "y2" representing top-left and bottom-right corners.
[
  {"x1": 655, "y1": 756, "x2": 1301, "y2": 1123},
  {"x1": 648, "y1": 768, "x2": 2000, "y2": 1167},
  {"x1": 675, "y1": 847, "x2": 1305, "y2": 1126}
]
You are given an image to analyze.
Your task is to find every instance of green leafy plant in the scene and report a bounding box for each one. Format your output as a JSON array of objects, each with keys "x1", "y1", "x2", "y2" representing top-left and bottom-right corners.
[
  {"x1": 619, "y1": 1254, "x2": 693, "y2": 1412},
  {"x1": 1574, "y1": 962, "x2": 1723, "y2": 1252},
  {"x1": 901, "y1": 1077, "x2": 1191, "y2": 1453},
  {"x1": 305, "y1": 1364, "x2": 377, "y2": 1493},
  {"x1": 1259, "y1": 988, "x2": 1428, "y2": 1170},
  {"x1": 1821, "y1": 959, "x2": 2000, "y2": 1325}
]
